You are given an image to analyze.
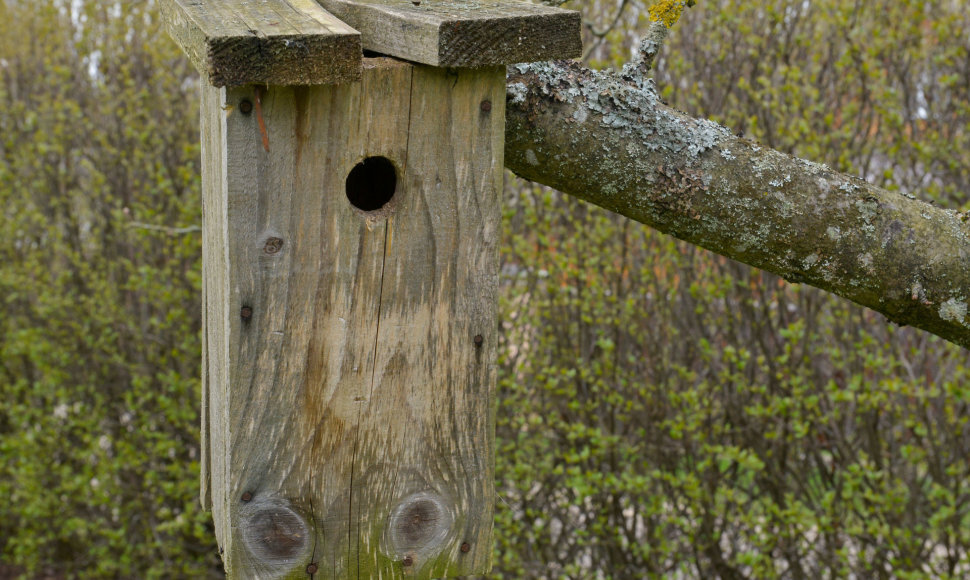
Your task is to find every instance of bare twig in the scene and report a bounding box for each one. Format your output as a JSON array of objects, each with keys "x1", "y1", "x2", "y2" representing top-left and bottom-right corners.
[
  {"x1": 623, "y1": 20, "x2": 669, "y2": 80},
  {"x1": 127, "y1": 222, "x2": 201, "y2": 235},
  {"x1": 581, "y1": 0, "x2": 631, "y2": 60}
]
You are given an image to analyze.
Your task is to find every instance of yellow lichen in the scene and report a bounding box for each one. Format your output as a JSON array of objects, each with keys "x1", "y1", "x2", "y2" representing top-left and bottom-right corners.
[{"x1": 648, "y1": 0, "x2": 696, "y2": 27}]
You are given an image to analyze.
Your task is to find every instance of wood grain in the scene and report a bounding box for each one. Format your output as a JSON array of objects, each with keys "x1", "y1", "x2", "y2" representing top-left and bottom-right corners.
[
  {"x1": 316, "y1": 0, "x2": 581, "y2": 67},
  {"x1": 200, "y1": 58, "x2": 503, "y2": 579},
  {"x1": 161, "y1": 0, "x2": 362, "y2": 87}
]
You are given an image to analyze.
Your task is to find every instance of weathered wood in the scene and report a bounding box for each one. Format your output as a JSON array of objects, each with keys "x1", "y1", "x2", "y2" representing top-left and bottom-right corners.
[
  {"x1": 200, "y1": 81, "x2": 230, "y2": 541},
  {"x1": 161, "y1": 0, "x2": 362, "y2": 87},
  {"x1": 316, "y1": 0, "x2": 582, "y2": 67},
  {"x1": 200, "y1": 58, "x2": 503, "y2": 579}
]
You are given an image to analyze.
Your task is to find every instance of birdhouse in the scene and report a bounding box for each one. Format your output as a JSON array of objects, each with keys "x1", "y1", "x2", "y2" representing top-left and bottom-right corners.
[{"x1": 161, "y1": 0, "x2": 580, "y2": 577}]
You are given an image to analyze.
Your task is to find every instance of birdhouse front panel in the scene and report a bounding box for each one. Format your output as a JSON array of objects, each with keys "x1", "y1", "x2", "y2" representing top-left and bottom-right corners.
[{"x1": 200, "y1": 58, "x2": 504, "y2": 579}]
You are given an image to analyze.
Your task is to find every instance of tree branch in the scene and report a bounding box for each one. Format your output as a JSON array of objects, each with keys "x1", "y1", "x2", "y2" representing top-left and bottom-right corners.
[
  {"x1": 624, "y1": 20, "x2": 668, "y2": 78},
  {"x1": 505, "y1": 60, "x2": 970, "y2": 350}
]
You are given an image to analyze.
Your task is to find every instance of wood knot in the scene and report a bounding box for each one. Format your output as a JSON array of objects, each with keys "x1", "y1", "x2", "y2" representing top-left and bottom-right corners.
[
  {"x1": 240, "y1": 497, "x2": 311, "y2": 566},
  {"x1": 386, "y1": 491, "x2": 453, "y2": 564},
  {"x1": 263, "y1": 236, "x2": 284, "y2": 255}
]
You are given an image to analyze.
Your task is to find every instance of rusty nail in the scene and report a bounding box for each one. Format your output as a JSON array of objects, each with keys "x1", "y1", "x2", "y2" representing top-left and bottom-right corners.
[
  {"x1": 241, "y1": 306, "x2": 253, "y2": 321},
  {"x1": 474, "y1": 334, "x2": 484, "y2": 347},
  {"x1": 239, "y1": 99, "x2": 253, "y2": 115},
  {"x1": 480, "y1": 100, "x2": 492, "y2": 112},
  {"x1": 241, "y1": 491, "x2": 253, "y2": 502},
  {"x1": 402, "y1": 556, "x2": 413, "y2": 567},
  {"x1": 306, "y1": 563, "x2": 318, "y2": 574},
  {"x1": 263, "y1": 237, "x2": 284, "y2": 255},
  {"x1": 460, "y1": 542, "x2": 470, "y2": 553}
]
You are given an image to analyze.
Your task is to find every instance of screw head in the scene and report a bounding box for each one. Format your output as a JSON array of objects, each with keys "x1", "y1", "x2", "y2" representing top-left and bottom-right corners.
[
  {"x1": 241, "y1": 306, "x2": 253, "y2": 321},
  {"x1": 306, "y1": 563, "x2": 318, "y2": 574},
  {"x1": 241, "y1": 491, "x2": 253, "y2": 502},
  {"x1": 473, "y1": 334, "x2": 484, "y2": 348},
  {"x1": 239, "y1": 99, "x2": 253, "y2": 115},
  {"x1": 402, "y1": 556, "x2": 413, "y2": 567},
  {"x1": 460, "y1": 542, "x2": 471, "y2": 553},
  {"x1": 480, "y1": 100, "x2": 492, "y2": 113}
]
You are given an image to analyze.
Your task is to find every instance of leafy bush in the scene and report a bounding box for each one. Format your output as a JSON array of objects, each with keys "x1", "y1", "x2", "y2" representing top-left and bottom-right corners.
[
  {"x1": 0, "y1": 1, "x2": 219, "y2": 577},
  {"x1": 1, "y1": 0, "x2": 969, "y2": 579}
]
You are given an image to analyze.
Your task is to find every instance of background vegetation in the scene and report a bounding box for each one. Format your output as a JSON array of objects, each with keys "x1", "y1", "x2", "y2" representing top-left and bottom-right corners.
[{"x1": 1, "y1": 0, "x2": 968, "y2": 578}]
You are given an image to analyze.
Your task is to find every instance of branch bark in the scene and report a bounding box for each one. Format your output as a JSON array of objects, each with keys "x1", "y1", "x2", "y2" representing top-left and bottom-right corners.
[{"x1": 504, "y1": 60, "x2": 970, "y2": 350}]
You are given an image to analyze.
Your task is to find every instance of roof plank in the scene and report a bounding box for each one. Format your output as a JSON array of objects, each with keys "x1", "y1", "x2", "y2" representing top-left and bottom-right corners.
[
  {"x1": 161, "y1": 0, "x2": 362, "y2": 87},
  {"x1": 316, "y1": 0, "x2": 582, "y2": 67}
]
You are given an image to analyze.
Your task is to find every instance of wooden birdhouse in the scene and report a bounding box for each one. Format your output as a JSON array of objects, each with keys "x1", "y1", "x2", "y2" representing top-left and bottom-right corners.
[{"x1": 161, "y1": 0, "x2": 580, "y2": 577}]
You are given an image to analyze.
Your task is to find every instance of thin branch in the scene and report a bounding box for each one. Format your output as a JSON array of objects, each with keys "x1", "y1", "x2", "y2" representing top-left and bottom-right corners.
[
  {"x1": 127, "y1": 222, "x2": 201, "y2": 235},
  {"x1": 582, "y1": 0, "x2": 631, "y2": 61},
  {"x1": 622, "y1": 20, "x2": 669, "y2": 80}
]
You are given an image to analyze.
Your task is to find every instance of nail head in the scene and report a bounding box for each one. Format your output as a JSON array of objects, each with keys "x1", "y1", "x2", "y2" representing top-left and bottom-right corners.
[
  {"x1": 473, "y1": 334, "x2": 484, "y2": 347},
  {"x1": 306, "y1": 563, "x2": 318, "y2": 574},
  {"x1": 402, "y1": 556, "x2": 413, "y2": 567},
  {"x1": 460, "y1": 542, "x2": 470, "y2": 553},
  {"x1": 480, "y1": 100, "x2": 492, "y2": 112},
  {"x1": 241, "y1": 306, "x2": 253, "y2": 321},
  {"x1": 241, "y1": 491, "x2": 253, "y2": 502},
  {"x1": 239, "y1": 99, "x2": 253, "y2": 115}
]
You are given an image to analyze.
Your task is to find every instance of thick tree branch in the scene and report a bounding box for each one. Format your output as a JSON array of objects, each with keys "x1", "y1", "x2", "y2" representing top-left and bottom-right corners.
[{"x1": 505, "y1": 60, "x2": 970, "y2": 350}]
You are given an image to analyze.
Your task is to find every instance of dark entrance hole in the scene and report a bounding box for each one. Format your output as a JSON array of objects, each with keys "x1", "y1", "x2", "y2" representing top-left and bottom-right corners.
[{"x1": 346, "y1": 156, "x2": 397, "y2": 212}]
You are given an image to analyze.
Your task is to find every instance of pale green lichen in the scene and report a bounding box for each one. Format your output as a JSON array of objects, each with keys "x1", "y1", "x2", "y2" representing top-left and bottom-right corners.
[
  {"x1": 940, "y1": 298, "x2": 968, "y2": 325},
  {"x1": 507, "y1": 81, "x2": 528, "y2": 105},
  {"x1": 511, "y1": 60, "x2": 732, "y2": 162}
]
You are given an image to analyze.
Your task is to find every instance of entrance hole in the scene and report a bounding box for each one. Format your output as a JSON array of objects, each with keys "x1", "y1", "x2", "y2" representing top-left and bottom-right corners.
[{"x1": 346, "y1": 156, "x2": 397, "y2": 212}]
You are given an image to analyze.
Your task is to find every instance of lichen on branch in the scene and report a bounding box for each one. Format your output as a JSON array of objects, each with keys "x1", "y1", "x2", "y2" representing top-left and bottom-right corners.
[
  {"x1": 648, "y1": 0, "x2": 696, "y2": 27},
  {"x1": 504, "y1": 59, "x2": 970, "y2": 350}
]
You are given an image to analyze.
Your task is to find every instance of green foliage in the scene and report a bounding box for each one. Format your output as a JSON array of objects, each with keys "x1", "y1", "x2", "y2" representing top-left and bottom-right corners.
[
  {"x1": 659, "y1": 0, "x2": 970, "y2": 205},
  {"x1": 494, "y1": 181, "x2": 970, "y2": 578},
  {"x1": 0, "y1": 1, "x2": 219, "y2": 577}
]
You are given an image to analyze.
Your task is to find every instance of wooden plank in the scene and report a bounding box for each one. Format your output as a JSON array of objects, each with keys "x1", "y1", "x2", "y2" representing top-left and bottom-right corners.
[
  {"x1": 351, "y1": 63, "x2": 505, "y2": 578},
  {"x1": 201, "y1": 57, "x2": 501, "y2": 578},
  {"x1": 161, "y1": 0, "x2": 362, "y2": 87},
  {"x1": 200, "y1": 82, "x2": 230, "y2": 541},
  {"x1": 316, "y1": 0, "x2": 581, "y2": 67}
]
